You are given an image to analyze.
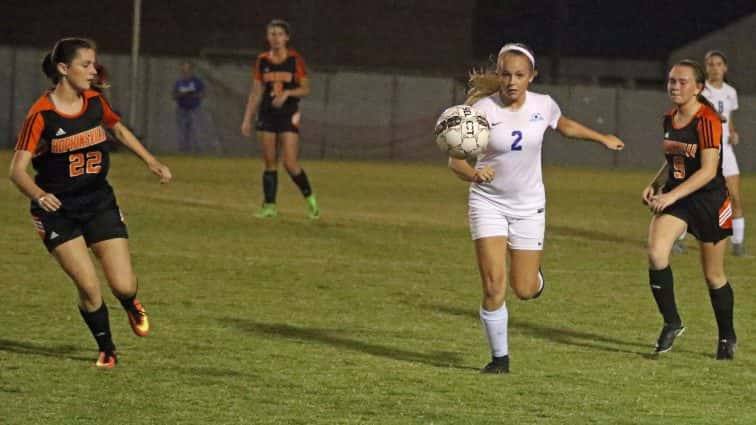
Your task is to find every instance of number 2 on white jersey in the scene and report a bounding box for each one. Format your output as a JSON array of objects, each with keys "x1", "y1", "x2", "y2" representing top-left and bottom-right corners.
[{"x1": 511, "y1": 131, "x2": 523, "y2": 151}]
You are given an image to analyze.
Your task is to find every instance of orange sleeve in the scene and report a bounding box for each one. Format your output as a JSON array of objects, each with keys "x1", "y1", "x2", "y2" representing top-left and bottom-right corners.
[
  {"x1": 696, "y1": 114, "x2": 721, "y2": 150},
  {"x1": 294, "y1": 53, "x2": 307, "y2": 81},
  {"x1": 252, "y1": 56, "x2": 262, "y2": 82},
  {"x1": 14, "y1": 112, "x2": 45, "y2": 152},
  {"x1": 99, "y1": 96, "x2": 121, "y2": 128}
]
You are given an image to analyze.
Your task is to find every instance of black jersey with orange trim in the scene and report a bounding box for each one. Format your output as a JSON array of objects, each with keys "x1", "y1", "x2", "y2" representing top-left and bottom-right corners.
[
  {"x1": 662, "y1": 105, "x2": 725, "y2": 193},
  {"x1": 15, "y1": 90, "x2": 121, "y2": 196},
  {"x1": 253, "y1": 49, "x2": 307, "y2": 115}
]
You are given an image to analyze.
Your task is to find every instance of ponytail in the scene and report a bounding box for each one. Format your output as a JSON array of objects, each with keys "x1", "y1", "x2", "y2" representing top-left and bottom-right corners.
[{"x1": 40, "y1": 37, "x2": 96, "y2": 84}]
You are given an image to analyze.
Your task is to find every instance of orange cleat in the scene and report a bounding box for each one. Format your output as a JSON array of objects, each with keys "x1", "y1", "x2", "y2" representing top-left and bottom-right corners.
[
  {"x1": 95, "y1": 351, "x2": 117, "y2": 369},
  {"x1": 127, "y1": 299, "x2": 150, "y2": 337}
]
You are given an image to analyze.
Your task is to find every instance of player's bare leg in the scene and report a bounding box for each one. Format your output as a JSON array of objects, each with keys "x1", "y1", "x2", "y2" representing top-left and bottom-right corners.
[
  {"x1": 725, "y1": 175, "x2": 746, "y2": 256},
  {"x1": 256, "y1": 131, "x2": 279, "y2": 218},
  {"x1": 281, "y1": 131, "x2": 319, "y2": 218},
  {"x1": 92, "y1": 238, "x2": 149, "y2": 337},
  {"x1": 509, "y1": 249, "x2": 544, "y2": 300}
]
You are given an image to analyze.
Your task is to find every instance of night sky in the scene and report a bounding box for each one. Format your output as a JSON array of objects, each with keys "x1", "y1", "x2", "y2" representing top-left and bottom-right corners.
[{"x1": 475, "y1": 0, "x2": 756, "y2": 59}]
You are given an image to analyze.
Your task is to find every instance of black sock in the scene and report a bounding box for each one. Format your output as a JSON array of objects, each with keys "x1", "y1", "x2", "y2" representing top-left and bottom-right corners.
[
  {"x1": 289, "y1": 169, "x2": 312, "y2": 198},
  {"x1": 118, "y1": 293, "x2": 137, "y2": 313},
  {"x1": 262, "y1": 170, "x2": 278, "y2": 204},
  {"x1": 709, "y1": 283, "x2": 736, "y2": 341},
  {"x1": 492, "y1": 355, "x2": 509, "y2": 365},
  {"x1": 649, "y1": 266, "x2": 681, "y2": 327},
  {"x1": 79, "y1": 302, "x2": 116, "y2": 353}
]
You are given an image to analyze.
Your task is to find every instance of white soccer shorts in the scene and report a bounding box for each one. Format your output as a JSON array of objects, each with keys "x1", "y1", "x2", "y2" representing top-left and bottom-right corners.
[
  {"x1": 722, "y1": 142, "x2": 740, "y2": 177},
  {"x1": 468, "y1": 198, "x2": 545, "y2": 250}
]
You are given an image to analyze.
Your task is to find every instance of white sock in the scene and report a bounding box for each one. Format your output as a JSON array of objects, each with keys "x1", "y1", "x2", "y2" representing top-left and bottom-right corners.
[
  {"x1": 480, "y1": 304, "x2": 509, "y2": 357},
  {"x1": 678, "y1": 232, "x2": 687, "y2": 241},
  {"x1": 732, "y1": 217, "x2": 745, "y2": 244}
]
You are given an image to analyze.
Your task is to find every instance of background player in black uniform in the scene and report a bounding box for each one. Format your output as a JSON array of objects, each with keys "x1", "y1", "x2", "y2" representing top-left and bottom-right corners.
[
  {"x1": 642, "y1": 59, "x2": 736, "y2": 360},
  {"x1": 240, "y1": 19, "x2": 320, "y2": 219},
  {"x1": 8, "y1": 38, "x2": 172, "y2": 368}
]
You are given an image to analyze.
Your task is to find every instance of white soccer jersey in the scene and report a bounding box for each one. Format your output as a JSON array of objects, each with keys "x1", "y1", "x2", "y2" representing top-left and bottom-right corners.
[
  {"x1": 470, "y1": 91, "x2": 561, "y2": 217},
  {"x1": 702, "y1": 82, "x2": 738, "y2": 143}
]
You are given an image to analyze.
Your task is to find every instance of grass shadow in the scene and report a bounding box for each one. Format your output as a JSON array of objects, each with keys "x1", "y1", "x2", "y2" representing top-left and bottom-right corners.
[
  {"x1": 428, "y1": 304, "x2": 657, "y2": 357},
  {"x1": 549, "y1": 224, "x2": 645, "y2": 249},
  {"x1": 218, "y1": 317, "x2": 477, "y2": 371},
  {"x1": 0, "y1": 338, "x2": 90, "y2": 362}
]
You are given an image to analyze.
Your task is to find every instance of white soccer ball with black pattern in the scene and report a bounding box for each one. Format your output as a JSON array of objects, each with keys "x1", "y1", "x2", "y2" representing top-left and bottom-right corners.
[{"x1": 434, "y1": 105, "x2": 490, "y2": 159}]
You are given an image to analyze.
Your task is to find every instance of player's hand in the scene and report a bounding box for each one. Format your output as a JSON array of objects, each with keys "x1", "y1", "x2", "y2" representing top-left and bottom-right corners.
[
  {"x1": 271, "y1": 91, "x2": 289, "y2": 108},
  {"x1": 641, "y1": 186, "x2": 656, "y2": 206},
  {"x1": 148, "y1": 160, "x2": 172, "y2": 184},
  {"x1": 603, "y1": 135, "x2": 624, "y2": 150},
  {"x1": 650, "y1": 192, "x2": 678, "y2": 214},
  {"x1": 241, "y1": 119, "x2": 252, "y2": 137},
  {"x1": 36, "y1": 193, "x2": 62, "y2": 212},
  {"x1": 473, "y1": 166, "x2": 495, "y2": 183},
  {"x1": 730, "y1": 130, "x2": 739, "y2": 146}
]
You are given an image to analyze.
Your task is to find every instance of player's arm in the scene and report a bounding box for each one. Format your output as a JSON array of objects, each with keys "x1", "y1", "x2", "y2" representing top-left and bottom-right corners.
[
  {"x1": 556, "y1": 116, "x2": 624, "y2": 150},
  {"x1": 729, "y1": 112, "x2": 739, "y2": 145},
  {"x1": 241, "y1": 80, "x2": 264, "y2": 136},
  {"x1": 448, "y1": 157, "x2": 494, "y2": 183},
  {"x1": 111, "y1": 122, "x2": 172, "y2": 183},
  {"x1": 283, "y1": 77, "x2": 310, "y2": 99},
  {"x1": 8, "y1": 151, "x2": 62, "y2": 212},
  {"x1": 650, "y1": 150, "x2": 719, "y2": 213},
  {"x1": 642, "y1": 161, "x2": 669, "y2": 205}
]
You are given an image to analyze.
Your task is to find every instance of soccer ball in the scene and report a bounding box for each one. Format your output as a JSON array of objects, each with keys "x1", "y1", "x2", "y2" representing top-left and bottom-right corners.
[{"x1": 434, "y1": 105, "x2": 490, "y2": 159}]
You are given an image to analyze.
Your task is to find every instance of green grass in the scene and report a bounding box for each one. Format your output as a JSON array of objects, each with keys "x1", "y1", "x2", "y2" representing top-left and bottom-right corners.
[{"x1": 1, "y1": 151, "x2": 754, "y2": 424}]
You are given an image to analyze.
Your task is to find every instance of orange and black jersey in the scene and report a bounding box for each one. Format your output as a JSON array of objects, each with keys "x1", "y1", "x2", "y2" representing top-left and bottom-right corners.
[
  {"x1": 15, "y1": 90, "x2": 121, "y2": 196},
  {"x1": 253, "y1": 49, "x2": 307, "y2": 115},
  {"x1": 662, "y1": 105, "x2": 725, "y2": 193}
]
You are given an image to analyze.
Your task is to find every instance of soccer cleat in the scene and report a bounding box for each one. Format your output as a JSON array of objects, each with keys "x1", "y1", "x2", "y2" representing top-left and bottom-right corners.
[
  {"x1": 731, "y1": 243, "x2": 746, "y2": 257},
  {"x1": 654, "y1": 324, "x2": 686, "y2": 353},
  {"x1": 532, "y1": 268, "x2": 545, "y2": 299},
  {"x1": 127, "y1": 299, "x2": 150, "y2": 337},
  {"x1": 716, "y1": 339, "x2": 736, "y2": 360},
  {"x1": 480, "y1": 356, "x2": 509, "y2": 374},
  {"x1": 95, "y1": 351, "x2": 118, "y2": 369},
  {"x1": 255, "y1": 203, "x2": 278, "y2": 219},
  {"x1": 671, "y1": 240, "x2": 685, "y2": 254},
  {"x1": 306, "y1": 194, "x2": 320, "y2": 219}
]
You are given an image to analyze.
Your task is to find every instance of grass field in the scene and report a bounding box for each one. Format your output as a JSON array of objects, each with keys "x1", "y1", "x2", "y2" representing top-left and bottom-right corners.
[{"x1": 1, "y1": 151, "x2": 754, "y2": 424}]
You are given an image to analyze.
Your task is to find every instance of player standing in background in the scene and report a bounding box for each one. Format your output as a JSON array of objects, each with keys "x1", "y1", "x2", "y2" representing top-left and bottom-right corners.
[
  {"x1": 642, "y1": 60, "x2": 736, "y2": 360},
  {"x1": 448, "y1": 43, "x2": 624, "y2": 374},
  {"x1": 9, "y1": 37, "x2": 172, "y2": 368},
  {"x1": 240, "y1": 19, "x2": 319, "y2": 219},
  {"x1": 703, "y1": 50, "x2": 746, "y2": 256}
]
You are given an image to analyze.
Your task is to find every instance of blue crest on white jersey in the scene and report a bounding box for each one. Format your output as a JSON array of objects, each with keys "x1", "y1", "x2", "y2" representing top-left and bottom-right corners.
[{"x1": 529, "y1": 112, "x2": 544, "y2": 122}]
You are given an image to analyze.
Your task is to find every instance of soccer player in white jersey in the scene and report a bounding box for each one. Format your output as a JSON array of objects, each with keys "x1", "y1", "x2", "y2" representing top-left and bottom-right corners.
[
  {"x1": 448, "y1": 43, "x2": 624, "y2": 374},
  {"x1": 703, "y1": 50, "x2": 746, "y2": 256}
]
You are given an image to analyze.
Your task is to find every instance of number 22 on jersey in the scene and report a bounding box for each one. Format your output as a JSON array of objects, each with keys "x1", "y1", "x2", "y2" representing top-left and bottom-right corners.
[{"x1": 69, "y1": 151, "x2": 102, "y2": 177}]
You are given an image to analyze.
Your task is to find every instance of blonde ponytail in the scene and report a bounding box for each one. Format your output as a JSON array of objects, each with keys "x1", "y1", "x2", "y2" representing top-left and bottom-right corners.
[{"x1": 465, "y1": 69, "x2": 500, "y2": 105}]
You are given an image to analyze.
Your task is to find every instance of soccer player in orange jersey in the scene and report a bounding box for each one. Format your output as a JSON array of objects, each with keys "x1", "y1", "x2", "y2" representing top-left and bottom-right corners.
[{"x1": 9, "y1": 38, "x2": 172, "y2": 368}]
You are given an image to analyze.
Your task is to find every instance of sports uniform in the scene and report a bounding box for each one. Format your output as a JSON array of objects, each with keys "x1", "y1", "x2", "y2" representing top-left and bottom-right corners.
[
  {"x1": 15, "y1": 90, "x2": 127, "y2": 251},
  {"x1": 469, "y1": 91, "x2": 561, "y2": 249},
  {"x1": 253, "y1": 49, "x2": 307, "y2": 133},
  {"x1": 661, "y1": 105, "x2": 732, "y2": 243},
  {"x1": 702, "y1": 82, "x2": 739, "y2": 177}
]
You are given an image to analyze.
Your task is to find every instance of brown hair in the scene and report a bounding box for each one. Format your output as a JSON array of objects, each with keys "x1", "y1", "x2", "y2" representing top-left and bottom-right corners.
[
  {"x1": 41, "y1": 37, "x2": 96, "y2": 84},
  {"x1": 672, "y1": 59, "x2": 720, "y2": 118}
]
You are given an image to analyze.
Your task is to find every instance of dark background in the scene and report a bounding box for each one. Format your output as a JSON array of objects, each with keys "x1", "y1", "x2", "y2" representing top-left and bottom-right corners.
[{"x1": 2, "y1": 0, "x2": 754, "y2": 74}]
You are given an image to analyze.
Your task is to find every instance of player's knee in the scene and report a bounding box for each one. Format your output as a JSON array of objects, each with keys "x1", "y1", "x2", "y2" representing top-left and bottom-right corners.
[
  {"x1": 481, "y1": 275, "x2": 506, "y2": 305},
  {"x1": 647, "y1": 246, "x2": 670, "y2": 270},
  {"x1": 283, "y1": 161, "x2": 300, "y2": 175},
  {"x1": 510, "y1": 280, "x2": 538, "y2": 300},
  {"x1": 704, "y1": 272, "x2": 727, "y2": 287}
]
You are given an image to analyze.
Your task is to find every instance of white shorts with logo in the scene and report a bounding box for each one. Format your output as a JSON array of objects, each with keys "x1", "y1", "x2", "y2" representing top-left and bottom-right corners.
[
  {"x1": 468, "y1": 196, "x2": 545, "y2": 250},
  {"x1": 722, "y1": 142, "x2": 740, "y2": 177}
]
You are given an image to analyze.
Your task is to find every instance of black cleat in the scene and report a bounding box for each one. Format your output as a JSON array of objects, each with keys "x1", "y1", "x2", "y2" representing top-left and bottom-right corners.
[
  {"x1": 654, "y1": 324, "x2": 686, "y2": 353},
  {"x1": 480, "y1": 356, "x2": 509, "y2": 374},
  {"x1": 716, "y1": 339, "x2": 736, "y2": 360}
]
